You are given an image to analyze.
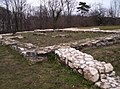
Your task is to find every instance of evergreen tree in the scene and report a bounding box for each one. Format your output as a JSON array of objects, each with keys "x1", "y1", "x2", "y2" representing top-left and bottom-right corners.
[{"x1": 77, "y1": 2, "x2": 90, "y2": 16}]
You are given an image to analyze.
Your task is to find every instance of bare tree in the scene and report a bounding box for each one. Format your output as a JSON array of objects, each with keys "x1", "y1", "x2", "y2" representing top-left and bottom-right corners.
[
  {"x1": 108, "y1": 6, "x2": 114, "y2": 17},
  {"x1": 11, "y1": 0, "x2": 27, "y2": 34},
  {"x1": 61, "y1": 0, "x2": 77, "y2": 27},
  {"x1": 48, "y1": 0, "x2": 66, "y2": 29},
  {"x1": 37, "y1": 0, "x2": 49, "y2": 28},
  {"x1": 110, "y1": 0, "x2": 120, "y2": 17},
  {"x1": 1, "y1": 0, "x2": 12, "y2": 32},
  {"x1": 64, "y1": 0, "x2": 77, "y2": 16},
  {"x1": 90, "y1": 3, "x2": 106, "y2": 17},
  {"x1": 89, "y1": 3, "x2": 106, "y2": 25}
]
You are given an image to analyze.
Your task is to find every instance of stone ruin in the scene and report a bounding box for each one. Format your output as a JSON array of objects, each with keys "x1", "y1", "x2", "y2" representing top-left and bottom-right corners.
[
  {"x1": 55, "y1": 47, "x2": 120, "y2": 89},
  {"x1": 0, "y1": 32, "x2": 120, "y2": 88},
  {"x1": 71, "y1": 34, "x2": 120, "y2": 50},
  {"x1": 0, "y1": 35, "x2": 3, "y2": 43},
  {"x1": 51, "y1": 34, "x2": 71, "y2": 38},
  {"x1": 33, "y1": 33, "x2": 47, "y2": 36}
]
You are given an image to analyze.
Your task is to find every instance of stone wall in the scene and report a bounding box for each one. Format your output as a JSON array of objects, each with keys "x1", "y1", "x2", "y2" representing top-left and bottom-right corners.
[
  {"x1": 1, "y1": 28, "x2": 120, "y2": 34},
  {"x1": 34, "y1": 28, "x2": 120, "y2": 34},
  {"x1": 0, "y1": 35, "x2": 48, "y2": 63},
  {"x1": 0, "y1": 35, "x2": 3, "y2": 43},
  {"x1": 55, "y1": 47, "x2": 120, "y2": 89},
  {"x1": 58, "y1": 28, "x2": 120, "y2": 34},
  {"x1": 71, "y1": 34, "x2": 120, "y2": 50},
  {"x1": 1, "y1": 32, "x2": 120, "y2": 88},
  {"x1": 0, "y1": 34, "x2": 120, "y2": 63}
]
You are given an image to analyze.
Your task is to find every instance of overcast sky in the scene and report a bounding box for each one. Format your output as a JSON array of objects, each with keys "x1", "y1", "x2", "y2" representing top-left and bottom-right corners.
[{"x1": 27, "y1": 0, "x2": 111, "y2": 8}]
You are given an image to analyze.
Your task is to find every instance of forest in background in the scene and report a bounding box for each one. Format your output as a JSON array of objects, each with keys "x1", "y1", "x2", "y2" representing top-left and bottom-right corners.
[{"x1": 0, "y1": 0, "x2": 120, "y2": 34}]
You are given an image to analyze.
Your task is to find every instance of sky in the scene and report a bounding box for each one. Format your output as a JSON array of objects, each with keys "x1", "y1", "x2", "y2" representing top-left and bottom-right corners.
[
  {"x1": 27, "y1": 0, "x2": 111, "y2": 8},
  {"x1": 79, "y1": 0, "x2": 111, "y2": 8}
]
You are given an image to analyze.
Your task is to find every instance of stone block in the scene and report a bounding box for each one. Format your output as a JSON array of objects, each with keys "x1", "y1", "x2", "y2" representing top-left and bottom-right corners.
[
  {"x1": 104, "y1": 63, "x2": 113, "y2": 73},
  {"x1": 83, "y1": 67, "x2": 99, "y2": 82}
]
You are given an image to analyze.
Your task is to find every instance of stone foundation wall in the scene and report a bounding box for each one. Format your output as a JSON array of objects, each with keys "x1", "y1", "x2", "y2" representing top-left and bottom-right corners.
[
  {"x1": 0, "y1": 34, "x2": 120, "y2": 63},
  {"x1": 55, "y1": 47, "x2": 120, "y2": 89},
  {"x1": 71, "y1": 34, "x2": 120, "y2": 50},
  {"x1": 0, "y1": 33, "x2": 120, "y2": 88},
  {"x1": 34, "y1": 28, "x2": 120, "y2": 34},
  {"x1": 0, "y1": 35, "x2": 48, "y2": 63}
]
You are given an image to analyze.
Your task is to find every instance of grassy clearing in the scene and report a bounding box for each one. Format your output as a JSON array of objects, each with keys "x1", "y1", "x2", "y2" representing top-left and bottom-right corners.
[
  {"x1": 98, "y1": 26, "x2": 120, "y2": 30},
  {"x1": 79, "y1": 25, "x2": 120, "y2": 30},
  {"x1": 16, "y1": 31, "x2": 111, "y2": 47},
  {"x1": 82, "y1": 44, "x2": 120, "y2": 75},
  {"x1": 0, "y1": 45, "x2": 99, "y2": 89}
]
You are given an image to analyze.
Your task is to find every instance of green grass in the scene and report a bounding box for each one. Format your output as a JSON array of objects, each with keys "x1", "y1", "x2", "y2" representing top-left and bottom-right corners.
[
  {"x1": 82, "y1": 44, "x2": 120, "y2": 75},
  {"x1": 0, "y1": 45, "x2": 99, "y2": 89},
  {"x1": 98, "y1": 26, "x2": 120, "y2": 30},
  {"x1": 79, "y1": 25, "x2": 120, "y2": 30},
  {"x1": 16, "y1": 31, "x2": 111, "y2": 47}
]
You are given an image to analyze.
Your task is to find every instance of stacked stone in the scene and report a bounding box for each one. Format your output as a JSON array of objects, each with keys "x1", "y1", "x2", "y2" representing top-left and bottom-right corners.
[
  {"x1": 1, "y1": 36, "x2": 45, "y2": 61},
  {"x1": 55, "y1": 47, "x2": 120, "y2": 89},
  {"x1": 33, "y1": 28, "x2": 120, "y2": 34},
  {"x1": 0, "y1": 35, "x2": 2, "y2": 43},
  {"x1": 72, "y1": 34, "x2": 120, "y2": 49},
  {"x1": 58, "y1": 28, "x2": 120, "y2": 34},
  {"x1": 0, "y1": 35, "x2": 2, "y2": 39}
]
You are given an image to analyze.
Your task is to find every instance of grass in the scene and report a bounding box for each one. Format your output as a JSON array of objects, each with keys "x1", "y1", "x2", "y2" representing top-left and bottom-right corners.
[
  {"x1": 0, "y1": 45, "x2": 99, "y2": 89},
  {"x1": 1, "y1": 30, "x2": 119, "y2": 89},
  {"x1": 15, "y1": 31, "x2": 112, "y2": 47},
  {"x1": 98, "y1": 26, "x2": 120, "y2": 30},
  {"x1": 82, "y1": 44, "x2": 120, "y2": 75},
  {"x1": 79, "y1": 25, "x2": 120, "y2": 30}
]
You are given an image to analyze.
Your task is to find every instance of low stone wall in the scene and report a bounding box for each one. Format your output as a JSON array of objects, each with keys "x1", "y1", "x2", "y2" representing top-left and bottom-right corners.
[
  {"x1": 1, "y1": 28, "x2": 120, "y2": 35},
  {"x1": 58, "y1": 28, "x2": 120, "y2": 34},
  {"x1": 34, "y1": 28, "x2": 120, "y2": 34},
  {"x1": 0, "y1": 34, "x2": 120, "y2": 63},
  {"x1": 0, "y1": 35, "x2": 3, "y2": 43},
  {"x1": 0, "y1": 35, "x2": 48, "y2": 63},
  {"x1": 71, "y1": 34, "x2": 120, "y2": 50},
  {"x1": 55, "y1": 47, "x2": 120, "y2": 89},
  {"x1": 29, "y1": 34, "x2": 120, "y2": 53},
  {"x1": 1, "y1": 33, "x2": 120, "y2": 88}
]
